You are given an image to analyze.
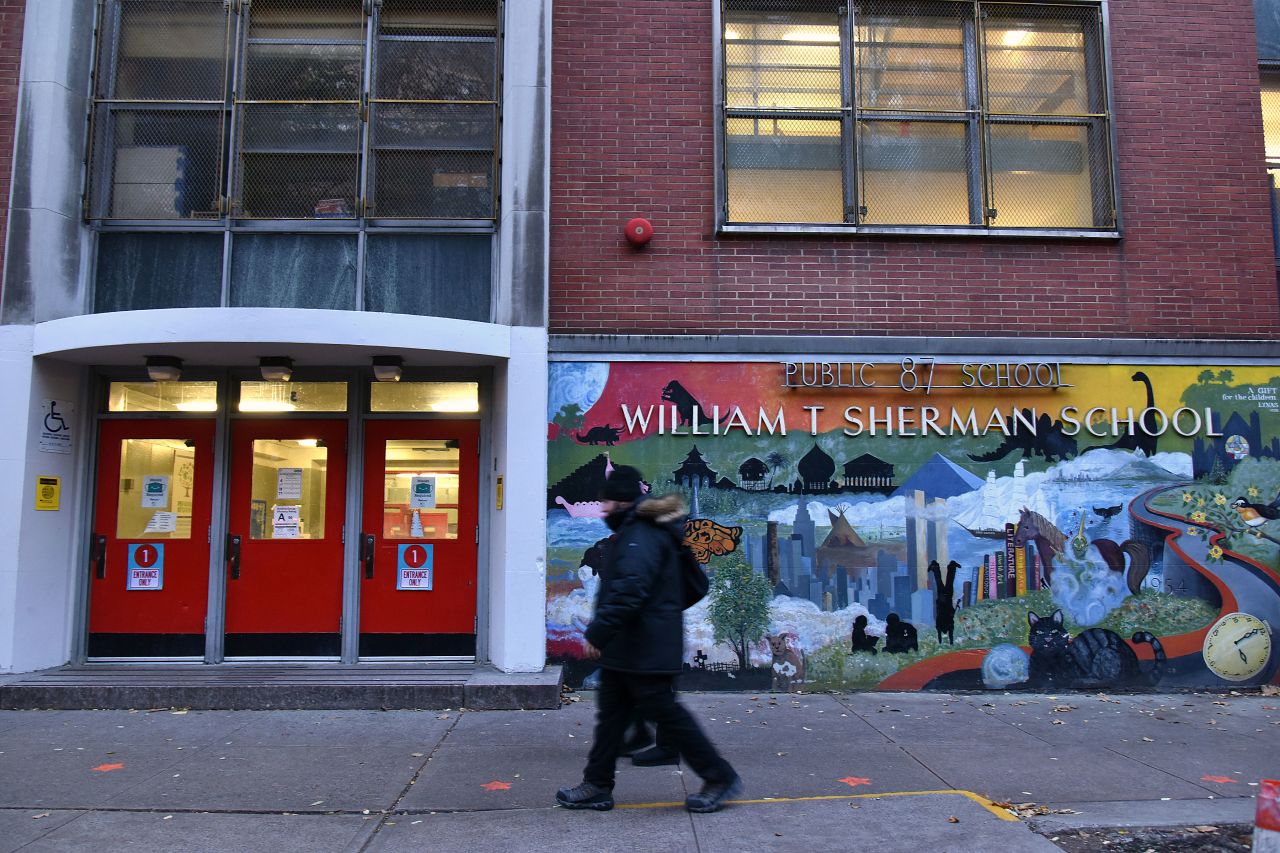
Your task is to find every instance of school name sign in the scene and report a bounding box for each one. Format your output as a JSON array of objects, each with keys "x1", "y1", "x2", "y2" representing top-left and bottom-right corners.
[{"x1": 614, "y1": 361, "x2": 1225, "y2": 440}]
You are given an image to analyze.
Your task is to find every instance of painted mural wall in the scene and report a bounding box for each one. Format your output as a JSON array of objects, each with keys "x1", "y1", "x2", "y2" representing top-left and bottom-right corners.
[{"x1": 546, "y1": 360, "x2": 1280, "y2": 692}]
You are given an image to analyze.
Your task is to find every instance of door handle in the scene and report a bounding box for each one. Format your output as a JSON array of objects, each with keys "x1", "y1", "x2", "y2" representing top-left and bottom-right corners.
[
  {"x1": 361, "y1": 533, "x2": 376, "y2": 579},
  {"x1": 91, "y1": 534, "x2": 107, "y2": 579},
  {"x1": 227, "y1": 534, "x2": 242, "y2": 580}
]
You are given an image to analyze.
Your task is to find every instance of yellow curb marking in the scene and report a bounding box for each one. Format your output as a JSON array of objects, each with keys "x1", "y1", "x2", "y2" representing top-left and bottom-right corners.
[{"x1": 616, "y1": 788, "x2": 1019, "y2": 822}]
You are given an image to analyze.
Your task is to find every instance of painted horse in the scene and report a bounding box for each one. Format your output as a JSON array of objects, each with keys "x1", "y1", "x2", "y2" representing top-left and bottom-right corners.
[{"x1": 1012, "y1": 508, "x2": 1066, "y2": 585}]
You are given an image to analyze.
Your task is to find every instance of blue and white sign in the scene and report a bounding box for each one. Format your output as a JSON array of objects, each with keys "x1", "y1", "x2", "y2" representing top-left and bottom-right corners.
[
  {"x1": 127, "y1": 543, "x2": 164, "y2": 591},
  {"x1": 397, "y1": 544, "x2": 433, "y2": 591}
]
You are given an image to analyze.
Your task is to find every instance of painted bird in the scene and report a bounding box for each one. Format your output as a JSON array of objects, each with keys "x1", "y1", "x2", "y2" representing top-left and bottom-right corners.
[
  {"x1": 1093, "y1": 504, "x2": 1123, "y2": 520},
  {"x1": 1231, "y1": 494, "x2": 1280, "y2": 533}
]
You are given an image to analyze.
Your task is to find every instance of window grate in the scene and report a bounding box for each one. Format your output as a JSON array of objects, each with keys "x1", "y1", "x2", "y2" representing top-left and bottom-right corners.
[{"x1": 720, "y1": 0, "x2": 1116, "y2": 230}]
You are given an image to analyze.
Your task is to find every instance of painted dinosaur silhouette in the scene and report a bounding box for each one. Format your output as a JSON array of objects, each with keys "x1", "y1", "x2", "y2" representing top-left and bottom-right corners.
[
  {"x1": 1083, "y1": 371, "x2": 1160, "y2": 456},
  {"x1": 661, "y1": 380, "x2": 727, "y2": 428},
  {"x1": 968, "y1": 409, "x2": 1077, "y2": 464},
  {"x1": 575, "y1": 424, "x2": 622, "y2": 446}
]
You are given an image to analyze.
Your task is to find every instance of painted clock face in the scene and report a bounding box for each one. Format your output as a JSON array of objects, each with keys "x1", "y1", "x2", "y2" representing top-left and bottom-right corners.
[{"x1": 1202, "y1": 612, "x2": 1272, "y2": 682}]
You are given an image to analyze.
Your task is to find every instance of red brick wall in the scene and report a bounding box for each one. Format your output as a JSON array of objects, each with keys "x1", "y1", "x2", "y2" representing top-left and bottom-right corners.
[
  {"x1": 550, "y1": 0, "x2": 1280, "y2": 339},
  {"x1": 0, "y1": 1, "x2": 22, "y2": 301}
]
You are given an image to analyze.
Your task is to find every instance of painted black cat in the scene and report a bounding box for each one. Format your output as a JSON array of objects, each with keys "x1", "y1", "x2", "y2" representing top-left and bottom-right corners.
[{"x1": 1025, "y1": 609, "x2": 1165, "y2": 689}]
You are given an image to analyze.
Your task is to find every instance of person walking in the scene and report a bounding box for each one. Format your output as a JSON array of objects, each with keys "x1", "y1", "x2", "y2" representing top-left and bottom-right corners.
[{"x1": 556, "y1": 466, "x2": 741, "y2": 812}]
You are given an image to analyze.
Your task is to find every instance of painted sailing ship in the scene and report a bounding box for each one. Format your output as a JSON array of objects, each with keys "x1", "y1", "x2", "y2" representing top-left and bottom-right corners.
[{"x1": 953, "y1": 461, "x2": 1056, "y2": 539}]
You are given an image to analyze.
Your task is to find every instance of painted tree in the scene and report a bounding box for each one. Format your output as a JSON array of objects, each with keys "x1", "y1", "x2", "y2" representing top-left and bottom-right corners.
[
  {"x1": 1197, "y1": 369, "x2": 1215, "y2": 384},
  {"x1": 1217, "y1": 369, "x2": 1235, "y2": 385},
  {"x1": 765, "y1": 451, "x2": 787, "y2": 489},
  {"x1": 708, "y1": 554, "x2": 772, "y2": 670},
  {"x1": 552, "y1": 403, "x2": 585, "y2": 439}
]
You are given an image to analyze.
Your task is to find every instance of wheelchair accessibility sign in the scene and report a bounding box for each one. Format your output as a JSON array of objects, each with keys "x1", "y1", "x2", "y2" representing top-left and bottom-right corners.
[
  {"x1": 39, "y1": 399, "x2": 73, "y2": 454},
  {"x1": 397, "y1": 544, "x2": 433, "y2": 591}
]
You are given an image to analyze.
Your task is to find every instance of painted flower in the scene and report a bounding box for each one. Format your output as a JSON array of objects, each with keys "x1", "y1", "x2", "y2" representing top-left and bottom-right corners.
[
  {"x1": 1191, "y1": 511, "x2": 1207, "y2": 523},
  {"x1": 1186, "y1": 526, "x2": 1200, "y2": 537},
  {"x1": 1213, "y1": 494, "x2": 1228, "y2": 506},
  {"x1": 1182, "y1": 491, "x2": 1194, "y2": 503},
  {"x1": 1197, "y1": 497, "x2": 1207, "y2": 507},
  {"x1": 1208, "y1": 545, "x2": 1224, "y2": 561},
  {"x1": 1248, "y1": 486, "x2": 1261, "y2": 498}
]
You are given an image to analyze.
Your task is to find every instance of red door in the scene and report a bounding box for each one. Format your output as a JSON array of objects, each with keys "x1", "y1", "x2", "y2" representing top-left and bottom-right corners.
[
  {"x1": 359, "y1": 420, "x2": 479, "y2": 657},
  {"x1": 88, "y1": 420, "x2": 215, "y2": 657},
  {"x1": 225, "y1": 420, "x2": 347, "y2": 656}
]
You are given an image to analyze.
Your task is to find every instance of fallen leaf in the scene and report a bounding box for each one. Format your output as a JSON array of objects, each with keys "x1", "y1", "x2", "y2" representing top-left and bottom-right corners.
[
  {"x1": 1261, "y1": 685, "x2": 1279, "y2": 697},
  {"x1": 837, "y1": 776, "x2": 871, "y2": 788},
  {"x1": 1141, "y1": 737, "x2": 1155, "y2": 742},
  {"x1": 1191, "y1": 825, "x2": 1219, "y2": 833},
  {"x1": 480, "y1": 780, "x2": 512, "y2": 791},
  {"x1": 31, "y1": 813, "x2": 49, "y2": 820},
  {"x1": 948, "y1": 816, "x2": 960, "y2": 823},
  {"x1": 92, "y1": 763, "x2": 124, "y2": 772},
  {"x1": 1052, "y1": 720, "x2": 1065, "y2": 725},
  {"x1": 1201, "y1": 775, "x2": 1238, "y2": 784},
  {"x1": 411, "y1": 753, "x2": 424, "y2": 758}
]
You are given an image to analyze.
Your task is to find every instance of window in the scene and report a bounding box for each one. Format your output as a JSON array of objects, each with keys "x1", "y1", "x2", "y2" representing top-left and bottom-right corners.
[
  {"x1": 720, "y1": 0, "x2": 1116, "y2": 231},
  {"x1": 87, "y1": 0, "x2": 499, "y2": 316},
  {"x1": 1261, "y1": 71, "x2": 1280, "y2": 256}
]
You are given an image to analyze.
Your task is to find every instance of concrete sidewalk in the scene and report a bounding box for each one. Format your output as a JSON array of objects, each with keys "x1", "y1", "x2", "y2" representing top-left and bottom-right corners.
[{"x1": 0, "y1": 691, "x2": 1274, "y2": 852}]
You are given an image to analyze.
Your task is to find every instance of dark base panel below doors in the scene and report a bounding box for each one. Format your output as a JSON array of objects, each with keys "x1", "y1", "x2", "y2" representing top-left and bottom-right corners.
[
  {"x1": 224, "y1": 633, "x2": 342, "y2": 657},
  {"x1": 88, "y1": 633, "x2": 205, "y2": 658},
  {"x1": 359, "y1": 633, "x2": 476, "y2": 657}
]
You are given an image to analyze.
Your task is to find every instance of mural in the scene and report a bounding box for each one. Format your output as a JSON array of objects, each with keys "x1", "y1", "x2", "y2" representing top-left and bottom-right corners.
[{"x1": 546, "y1": 360, "x2": 1280, "y2": 692}]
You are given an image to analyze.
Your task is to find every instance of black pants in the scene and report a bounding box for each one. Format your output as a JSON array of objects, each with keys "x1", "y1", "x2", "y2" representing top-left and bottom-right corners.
[{"x1": 584, "y1": 668, "x2": 735, "y2": 790}]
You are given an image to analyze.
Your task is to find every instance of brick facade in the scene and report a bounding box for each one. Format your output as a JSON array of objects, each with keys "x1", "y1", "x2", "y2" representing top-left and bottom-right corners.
[
  {"x1": 550, "y1": 0, "x2": 1280, "y2": 339},
  {"x1": 0, "y1": 1, "x2": 22, "y2": 302}
]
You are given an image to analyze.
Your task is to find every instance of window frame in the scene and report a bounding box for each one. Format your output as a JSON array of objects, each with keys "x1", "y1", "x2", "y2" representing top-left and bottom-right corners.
[
  {"x1": 713, "y1": 0, "x2": 1122, "y2": 237},
  {"x1": 84, "y1": 0, "x2": 503, "y2": 320},
  {"x1": 85, "y1": 0, "x2": 504, "y2": 229}
]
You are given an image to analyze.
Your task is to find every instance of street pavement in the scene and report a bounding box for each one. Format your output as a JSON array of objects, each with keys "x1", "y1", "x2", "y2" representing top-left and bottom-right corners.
[{"x1": 0, "y1": 690, "x2": 1275, "y2": 852}]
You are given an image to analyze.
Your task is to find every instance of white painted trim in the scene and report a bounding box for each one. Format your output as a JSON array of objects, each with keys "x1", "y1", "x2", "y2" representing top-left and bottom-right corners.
[{"x1": 33, "y1": 308, "x2": 516, "y2": 365}]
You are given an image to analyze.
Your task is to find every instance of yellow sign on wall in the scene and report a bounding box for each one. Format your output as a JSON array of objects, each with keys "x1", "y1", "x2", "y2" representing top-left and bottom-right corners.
[{"x1": 35, "y1": 476, "x2": 60, "y2": 511}]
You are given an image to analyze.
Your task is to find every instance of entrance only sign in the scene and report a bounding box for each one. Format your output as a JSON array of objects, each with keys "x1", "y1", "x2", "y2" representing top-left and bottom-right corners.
[
  {"x1": 397, "y1": 544, "x2": 434, "y2": 591},
  {"x1": 127, "y1": 543, "x2": 164, "y2": 591}
]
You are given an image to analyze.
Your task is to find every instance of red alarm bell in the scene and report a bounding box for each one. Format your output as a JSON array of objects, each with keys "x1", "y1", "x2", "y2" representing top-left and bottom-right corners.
[{"x1": 624, "y1": 217, "x2": 653, "y2": 246}]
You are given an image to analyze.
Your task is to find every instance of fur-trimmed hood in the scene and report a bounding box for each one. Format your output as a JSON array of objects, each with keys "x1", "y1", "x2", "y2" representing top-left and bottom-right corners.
[{"x1": 635, "y1": 493, "x2": 687, "y2": 525}]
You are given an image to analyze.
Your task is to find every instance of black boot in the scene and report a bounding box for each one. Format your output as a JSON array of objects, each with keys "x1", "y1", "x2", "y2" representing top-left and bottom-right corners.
[{"x1": 556, "y1": 781, "x2": 614, "y2": 811}]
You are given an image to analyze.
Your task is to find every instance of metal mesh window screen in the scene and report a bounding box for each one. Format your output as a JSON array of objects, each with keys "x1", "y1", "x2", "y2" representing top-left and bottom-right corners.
[
  {"x1": 858, "y1": 119, "x2": 971, "y2": 224},
  {"x1": 235, "y1": 0, "x2": 365, "y2": 218},
  {"x1": 723, "y1": 0, "x2": 847, "y2": 222},
  {"x1": 854, "y1": 1, "x2": 970, "y2": 113},
  {"x1": 719, "y1": 0, "x2": 1115, "y2": 229},
  {"x1": 370, "y1": 0, "x2": 499, "y2": 219},
  {"x1": 90, "y1": 107, "x2": 226, "y2": 218},
  {"x1": 987, "y1": 120, "x2": 1112, "y2": 227},
  {"x1": 88, "y1": 0, "x2": 231, "y2": 219},
  {"x1": 981, "y1": 4, "x2": 1100, "y2": 116}
]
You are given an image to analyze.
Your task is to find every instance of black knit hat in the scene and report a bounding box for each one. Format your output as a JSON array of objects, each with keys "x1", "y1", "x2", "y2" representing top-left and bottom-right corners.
[{"x1": 601, "y1": 465, "x2": 645, "y2": 502}]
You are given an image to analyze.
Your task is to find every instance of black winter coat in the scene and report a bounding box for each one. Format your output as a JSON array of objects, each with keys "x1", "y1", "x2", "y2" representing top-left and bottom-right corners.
[{"x1": 584, "y1": 494, "x2": 688, "y2": 675}]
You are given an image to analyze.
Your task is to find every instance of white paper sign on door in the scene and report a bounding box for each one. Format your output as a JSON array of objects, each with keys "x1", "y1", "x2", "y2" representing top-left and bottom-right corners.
[
  {"x1": 141, "y1": 475, "x2": 170, "y2": 508},
  {"x1": 276, "y1": 467, "x2": 303, "y2": 500},
  {"x1": 272, "y1": 505, "x2": 300, "y2": 539},
  {"x1": 144, "y1": 511, "x2": 177, "y2": 533},
  {"x1": 409, "y1": 476, "x2": 437, "y2": 509}
]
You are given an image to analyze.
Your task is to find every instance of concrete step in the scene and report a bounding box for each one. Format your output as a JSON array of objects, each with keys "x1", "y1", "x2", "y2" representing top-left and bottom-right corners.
[{"x1": 0, "y1": 663, "x2": 562, "y2": 711}]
